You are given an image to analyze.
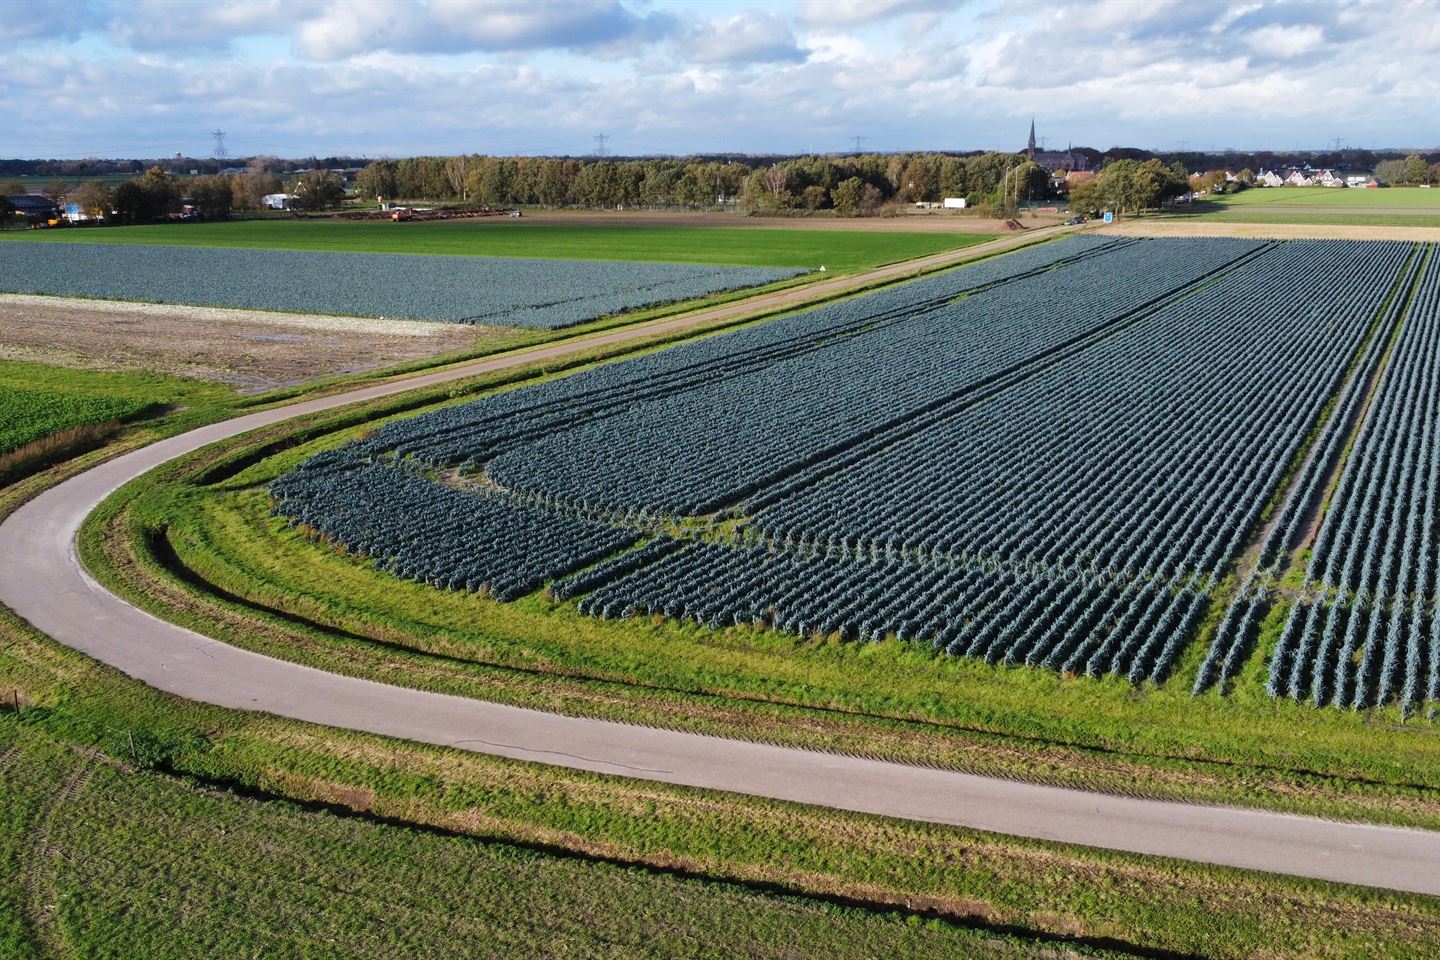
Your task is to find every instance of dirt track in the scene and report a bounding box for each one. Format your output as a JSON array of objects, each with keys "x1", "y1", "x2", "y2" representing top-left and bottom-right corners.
[{"x1": 1099, "y1": 221, "x2": 1440, "y2": 242}]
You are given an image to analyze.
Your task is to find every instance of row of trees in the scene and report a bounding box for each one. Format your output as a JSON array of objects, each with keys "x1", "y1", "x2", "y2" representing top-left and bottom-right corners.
[
  {"x1": 3, "y1": 164, "x2": 348, "y2": 225},
  {"x1": 351, "y1": 151, "x2": 1055, "y2": 215},
  {"x1": 1375, "y1": 154, "x2": 1440, "y2": 186},
  {"x1": 1066, "y1": 159, "x2": 1192, "y2": 217}
]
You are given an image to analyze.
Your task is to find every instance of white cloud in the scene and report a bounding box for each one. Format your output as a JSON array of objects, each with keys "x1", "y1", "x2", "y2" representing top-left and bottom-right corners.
[
  {"x1": 683, "y1": 11, "x2": 807, "y2": 65},
  {"x1": 796, "y1": 0, "x2": 963, "y2": 28},
  {"x1": 3, "y1": 0, "x2": 1439, "y2": 156},
  {"x1": 293, "y1": 0, "x2": 673, "y2": 60},
  {"x1": 1246, "y1": 23, "x2": 1325, "y2": 59}
]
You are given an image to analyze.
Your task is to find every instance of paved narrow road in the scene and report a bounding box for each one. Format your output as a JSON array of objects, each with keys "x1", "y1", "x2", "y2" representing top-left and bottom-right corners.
[{"x1": 4, "y1": 235, "x2": 1440, "y2": 898}]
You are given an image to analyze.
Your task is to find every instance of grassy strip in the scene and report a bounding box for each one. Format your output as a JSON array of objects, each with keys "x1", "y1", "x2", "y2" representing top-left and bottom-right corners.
[
  {"x1": 1180, "y1": 212, "x2": 1440, "y2": 228},
  {"x1": 0, "y1": 220, "x2": 996, "y2": 273},
  {"x1": 1205, "y1": 188, "x2": 1440, "y2": 209},
  {"x1": 3, "y1": 721, "x2": 1090, "y2": 960},
  {"x1": 77, "y1": 360, "x2": 1440, "y2": 830}
]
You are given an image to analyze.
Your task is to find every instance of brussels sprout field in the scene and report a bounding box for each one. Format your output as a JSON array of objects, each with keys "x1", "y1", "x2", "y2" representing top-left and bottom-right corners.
[
  {"x1": 0, "y1": 242, "x2": 804, "y2": 329},
  {"x1": 271, "y1": 236, "x2": 1440, "y2": 707}
]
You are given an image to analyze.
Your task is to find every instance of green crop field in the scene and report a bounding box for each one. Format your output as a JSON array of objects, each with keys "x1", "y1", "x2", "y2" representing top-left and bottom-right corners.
[
  {"x1": 0, "y1": 362, "x2": 230, "y2": 457},
  {"x1": 1187, "y1": 211, "x2": 1440, "y2": 227},
  {"x1": 0, "y1": 218, "x2": 993, "y2": 274},
  {"x1": 1165, "y1": 186, "x2": 1440, "y2": 226},
  {"x1": 1, "y1": 173, "x2": 137, "y2": 193},
  {"x1": 1207, "y1": 186, "x2": 1440, "y2": 208}
]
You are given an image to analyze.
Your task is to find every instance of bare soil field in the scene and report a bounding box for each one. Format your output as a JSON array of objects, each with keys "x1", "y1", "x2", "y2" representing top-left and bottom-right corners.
[
  {"x1": 1097, "y1": 220, "x2": 1440, "y2": 242},
  {"x1": 507, "y1": 208, "x2": 1058, "y2": 233},
  {"x1": 0, "y1": 294, "x2": 507, "y2": 392}
]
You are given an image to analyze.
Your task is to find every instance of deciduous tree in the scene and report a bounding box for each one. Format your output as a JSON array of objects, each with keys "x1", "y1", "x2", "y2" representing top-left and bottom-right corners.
[
  {"x1": 68, "y1": 181, "x2": 113, "y2": 219},
  {"x1": 291, "y1": 170, "x2": 345, "y2": 211}
]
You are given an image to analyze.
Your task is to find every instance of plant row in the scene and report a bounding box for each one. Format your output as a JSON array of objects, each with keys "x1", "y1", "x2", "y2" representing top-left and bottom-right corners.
[
  {"x1": 0, "y1": 242, "x2": 803, "y2": 329},
  {"x1": 484, "y1": 237, "x2": 1260, "y2": 515},
  {"x1": 270, "y1": 451, "x2": 636, "y2": 601},
  {"x1": 584, "y1": 240, "x2": 1413, "y2": 683},
  {"x1": 1267, "y1": 246, "x2": 1440, "y2": 709}
]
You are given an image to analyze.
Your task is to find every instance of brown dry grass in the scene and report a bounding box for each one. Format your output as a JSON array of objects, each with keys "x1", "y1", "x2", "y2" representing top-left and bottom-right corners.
[
  {"x1": 0, "y1": 294, "x2": 510, "y2": 393},
  {"x1": 0, "y1": 421, "x2": 120, "y2": 484}
]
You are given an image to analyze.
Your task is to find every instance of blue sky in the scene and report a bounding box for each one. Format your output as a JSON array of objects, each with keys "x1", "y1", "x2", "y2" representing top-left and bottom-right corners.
[{"x1": 4, "y1": 0, "x2": 1438, "y2": 159}]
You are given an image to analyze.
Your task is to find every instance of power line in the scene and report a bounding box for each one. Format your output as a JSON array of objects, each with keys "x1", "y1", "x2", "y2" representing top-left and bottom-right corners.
[
  {"x1": 593, "y1": 133, "x2": 609, "y2": 158},
  {"x1": 211, "y1": 129, "x2": 228, "y2": 161},
  {"x1": 851, "y1": 135, "x2": 867, "y2": 154}
]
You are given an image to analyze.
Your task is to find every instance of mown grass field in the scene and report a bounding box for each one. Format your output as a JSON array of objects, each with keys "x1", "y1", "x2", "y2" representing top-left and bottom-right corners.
[
  {"x1": 1207, "y1": 187, "x2": 1440, "y2": 208},
  {"x1": 1169, "y1": 186, "x2": 1440, "y2": 227},
  {"x1": 0, "y1": 218, "x2": 993, "y2": 273},
  {"x1": 7, "y1": 721, "x2": 1084, "y2": 960},
  {"x1": 4, "y1": 600, "x2": 1439, "y2": 960}
]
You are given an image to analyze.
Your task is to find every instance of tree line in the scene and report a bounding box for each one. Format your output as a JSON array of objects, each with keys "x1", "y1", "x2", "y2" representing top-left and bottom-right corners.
[
  {"x1": 350, "y1": 152, "x2": 1056, "y2": 215},
  {"x1": 1, "y1": 161, "x2": 348, "y2": 225},
  {"x1": 1375, "y1": 154, "x2": 1440, "y2": 186},
  {"x1": 1055, "y1": 159, "x2": 1193, "y2": 217}
]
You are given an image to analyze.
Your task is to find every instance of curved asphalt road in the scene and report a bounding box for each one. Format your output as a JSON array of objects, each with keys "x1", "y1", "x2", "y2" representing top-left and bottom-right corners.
[{"x1": 5, "y1": 241, "x2": 1440, "y2": 897}]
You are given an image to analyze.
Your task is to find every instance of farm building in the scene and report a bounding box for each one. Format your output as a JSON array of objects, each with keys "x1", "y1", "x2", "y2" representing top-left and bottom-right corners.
[
  {"x1": 262, "y1": 193, "x2": 296, "y2": 210},
  {"x1": 6, "y1": 194, "x2": 61, "y2": 223}
]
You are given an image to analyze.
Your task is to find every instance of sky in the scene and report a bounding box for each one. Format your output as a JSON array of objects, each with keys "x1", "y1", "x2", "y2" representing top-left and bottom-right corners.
[{"x1": 4, "y1": 0, "x2": 1439, "y2": 160}]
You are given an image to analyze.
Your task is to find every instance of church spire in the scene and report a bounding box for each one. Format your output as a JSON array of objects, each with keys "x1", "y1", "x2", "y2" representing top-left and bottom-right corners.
[{"x1": 1027, "y1": 116, "x2": 1036, "y2": 159}]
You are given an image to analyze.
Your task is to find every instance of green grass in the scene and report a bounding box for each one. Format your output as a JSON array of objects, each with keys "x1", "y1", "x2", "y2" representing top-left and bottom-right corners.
[
  {"x1": 0, "y1": 362, "x2": 232, "y2": 455},
  {"x1": 6, "y1": 609, "x2": 1440, "y2": 960},
  {"x1": 2, "y1": 173, "x2": 137, "y2": 190},
  {"x1": 5, "y1": 721, "x2": 1083, "y2": 960},
  {"x1": 0, "y1": 218, "x2": 994, "y2": 273},
  {"x1": 1207, "y1": 187, "x2": 1440, "y2": 208},
  {"x1": 1185, "y1": 212, "x2": 1440, "y2": 227}
]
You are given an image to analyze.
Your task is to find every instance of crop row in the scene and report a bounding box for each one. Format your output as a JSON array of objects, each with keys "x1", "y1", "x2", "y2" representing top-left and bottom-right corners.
[
  {"x1": 270, "y1": 451, "x2": 636, "y2": 600},
  {"x1": 583, "y1": 240, "x2": 1413, "y2": 683},
  {"x1": 1194, "y1": 246, "x2": 1426, "y2": 695},
  {"x1": 272, "y1": 237, "x2": 1429, "y2": 698},
  {"x1": 1266, "y1": 246, "x2": 1440, "y2": 709},
  {"x1": 0, "y1": 242, "x2": 803, "y2": 329},
  {"x1": 484, "y1": 237, "x2": 1261, "y2": 515},
  {"x1": 345, "y1": 235, "x2": 1125, "y2": 470}
]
